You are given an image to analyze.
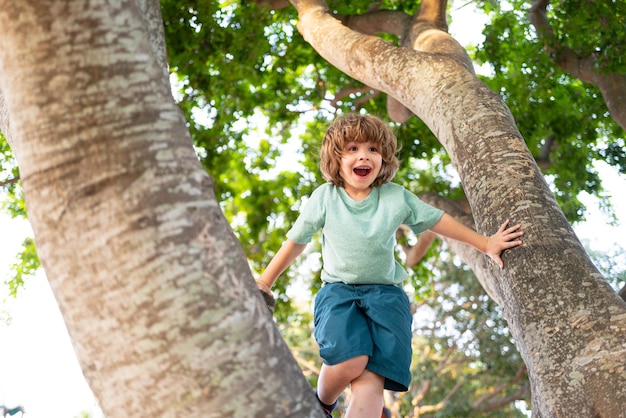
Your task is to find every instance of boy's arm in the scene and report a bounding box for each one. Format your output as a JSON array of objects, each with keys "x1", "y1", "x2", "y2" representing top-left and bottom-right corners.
[
  {"x1": 429, "y1": 213, "x2": 523, "y2": 269},
  {"x1": 256, "y1": 239, "x2": 307, "y2": 294}
]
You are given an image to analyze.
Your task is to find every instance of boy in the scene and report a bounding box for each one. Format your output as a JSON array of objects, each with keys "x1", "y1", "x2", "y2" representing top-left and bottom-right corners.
[{"x1": 256, "y1": 113, "x2": 523, "y2": 417}]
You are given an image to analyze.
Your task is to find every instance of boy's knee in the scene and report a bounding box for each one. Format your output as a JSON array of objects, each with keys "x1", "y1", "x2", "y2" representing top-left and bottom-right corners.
[
  {"x1": 344, "y1": 355, "x2": 370, "y2": 378},
  {"x1": 331, "y1": 355, "x2": 370, "y2": 381},
  {"x1": 352, "y1": 369, "x2": 384, "y2": 389}
]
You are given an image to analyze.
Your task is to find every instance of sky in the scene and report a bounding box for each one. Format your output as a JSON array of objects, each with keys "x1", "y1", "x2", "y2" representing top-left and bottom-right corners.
[
  {"x1": 1, "y1": 4, "x2": 625, "y2": 418},
  {"x1": 0, "y1": 219, "x2": 104, "y2": 417}
]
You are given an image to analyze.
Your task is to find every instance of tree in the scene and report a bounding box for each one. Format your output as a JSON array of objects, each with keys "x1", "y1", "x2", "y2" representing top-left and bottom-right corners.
[
  {"x1": 0, "y1": 1, "x2": 318, "y2": 416},
  {"x1": 280, "y1": 1, "x2": 626, "y2": 416},
  {"x1": 1, "y1": 1, "x2": 625, "y2": 418}
]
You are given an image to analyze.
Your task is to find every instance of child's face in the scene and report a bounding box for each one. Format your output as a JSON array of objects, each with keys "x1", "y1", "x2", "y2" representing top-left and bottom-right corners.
[{"x1": 339, "y1": 141, "x2": 383, "y2": 198}]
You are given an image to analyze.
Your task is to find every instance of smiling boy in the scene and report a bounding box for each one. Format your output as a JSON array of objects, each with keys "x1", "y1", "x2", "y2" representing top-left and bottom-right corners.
[{"x1": 256, "y1": 113, "x2": 523, "y2": 417}]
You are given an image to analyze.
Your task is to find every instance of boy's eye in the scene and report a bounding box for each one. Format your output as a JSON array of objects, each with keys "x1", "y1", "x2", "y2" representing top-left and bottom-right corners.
[
  {"x1": 369, "y1": 147, "x2": 378, "y2": 152},
  {"x1": 347, "y1": 145, "x2": 358, "y2": 151}
]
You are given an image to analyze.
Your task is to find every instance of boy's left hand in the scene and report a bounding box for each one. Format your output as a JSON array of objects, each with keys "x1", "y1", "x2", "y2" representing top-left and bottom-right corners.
[{"x1": 486, "y1": 220, "x2": 523, "y2": 269}]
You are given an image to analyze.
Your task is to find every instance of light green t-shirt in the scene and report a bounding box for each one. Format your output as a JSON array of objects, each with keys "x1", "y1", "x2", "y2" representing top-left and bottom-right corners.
[{"x1": 286, "y1": 182, "x2": 444, "y2": 285}]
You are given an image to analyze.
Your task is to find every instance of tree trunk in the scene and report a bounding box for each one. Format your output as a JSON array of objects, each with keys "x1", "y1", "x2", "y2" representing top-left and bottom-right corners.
[
  {"x1": 0, "y1": 1, "x2": 320, "y2": 416},
  {"x1": 289, "y1": 0, "x2": 626, "y2": 416}
]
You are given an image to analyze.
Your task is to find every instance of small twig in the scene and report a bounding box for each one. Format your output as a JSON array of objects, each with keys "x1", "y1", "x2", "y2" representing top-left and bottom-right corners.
[{"x1": 0, "y1": 176, "x2": 20, "y2": 188}]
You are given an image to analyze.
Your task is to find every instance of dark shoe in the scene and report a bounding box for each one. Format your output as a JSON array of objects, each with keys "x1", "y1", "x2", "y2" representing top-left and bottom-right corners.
[
  {"x1": 382, "y1": 406, "x2": 391, "y2": 418},
  {"x1": 315, "y1": 392, "x2": 336, "y2": 418},
  {"x1": 320, "y1": 406, "x2": 333, "y2": 418}
]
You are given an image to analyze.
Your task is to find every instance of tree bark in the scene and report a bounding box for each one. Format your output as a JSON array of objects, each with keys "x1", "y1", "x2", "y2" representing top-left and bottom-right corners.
[
  {"x1": 417, "y1": 193, "x2": 502, "y2": 305},
  {"x1": 289, "y1": 0, "x2": 626, "y2": 416},
  {"x1": 0, "y1": 88, "x2": 9, "y2": 146},
  {"x1": 0, "y1": 1, "x2": 320, "y2": 416}
]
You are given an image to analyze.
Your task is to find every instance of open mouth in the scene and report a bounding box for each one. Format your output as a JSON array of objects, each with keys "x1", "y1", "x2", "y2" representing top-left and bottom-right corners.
[{"x1": 353, "y1": 167, "x2": 371, "y2": 177}]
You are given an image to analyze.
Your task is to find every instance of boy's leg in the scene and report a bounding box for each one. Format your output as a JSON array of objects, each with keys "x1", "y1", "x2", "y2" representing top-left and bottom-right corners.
[
  {"x1": 317, "y1": 355, "x2": 369, "y2": 405},
  {"x1": 345, "y1": 369, "x2": 385, "y2": 418}
]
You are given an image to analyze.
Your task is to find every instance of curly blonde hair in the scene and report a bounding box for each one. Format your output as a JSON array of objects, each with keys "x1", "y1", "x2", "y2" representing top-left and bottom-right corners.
[{"x1": 319, "y1": 113, "x2": 400, "y2": 187}]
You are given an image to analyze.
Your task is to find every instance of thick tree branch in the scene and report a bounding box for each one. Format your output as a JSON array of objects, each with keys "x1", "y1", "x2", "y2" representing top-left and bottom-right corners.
[
  {"x1": 0, "y1": 88, "x2": 12, "y2": 150},
  {"x1": 251, "y1": 0, "x2": 291, "y2": 9},
  {"x1": 407, "y1": 0, "x2": 471, "y2": 70},
  {"x1": 136, "y1": 0, "x2": 169, "y2": 81},
  {"x1": 291, "y1": 0, "x2": 474, "y2": 124},
  {"x1": 290, "y1": 0, "x2": 471, "y2": 123},
  {"x1": 340, "y1": 10, "x2": 412, "y2": 37},
  {"x1": 528, "y1": 0, "x2": 626, "y2": 130},
  {"x1": 340, "y1": 9, "x2": 414, "y2": 121},
  {"x1": 394, "y1": 0, "x2": 474, "y2": 122},
  {"x1": 412, "y1": 0, "x2": 448, "y2": 33},
  {"x1": 366, "y1": 0, "x2": 467, "y2": 123},
  {"x1": 337, "y1": 9, "x2": 415, "y2": 121},
  {"x1": 417, "y1": 192, "x2": 502, "y2": 305},
  {"x1": 386, "y1": 96, "x2": 415, "y2": 123}
]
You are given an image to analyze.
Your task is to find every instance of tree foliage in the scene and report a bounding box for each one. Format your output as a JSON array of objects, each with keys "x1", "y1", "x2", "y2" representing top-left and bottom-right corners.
[
  {"x1": 158, "y1": 0, "x2": 626, "y2": 266},
  {"x1": 473, "y1": 0, "x2": 626, "y2": 221}
]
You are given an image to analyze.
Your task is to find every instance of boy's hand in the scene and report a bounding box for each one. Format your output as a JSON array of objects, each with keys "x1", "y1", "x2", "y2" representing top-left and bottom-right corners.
[
  {"x1": 486, "y1": 220, "x2": 523, "y2": 269},
  {"x1": 256, "y1": 280, "x2": 276, "y2": 312}
]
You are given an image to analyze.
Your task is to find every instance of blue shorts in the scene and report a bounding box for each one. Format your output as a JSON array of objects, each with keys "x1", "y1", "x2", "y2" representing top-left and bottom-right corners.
[{"x1": 313, "y1": 282, "x2": 413, "y2": 392}]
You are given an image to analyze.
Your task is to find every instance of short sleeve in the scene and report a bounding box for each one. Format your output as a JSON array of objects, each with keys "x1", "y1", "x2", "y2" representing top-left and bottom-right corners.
[
  {"x1": 402, "y1": 189, "x2": 444, "y2": 234},
  {"x1": 286, "y1": 185, "x2": 327, "y2": 244}
]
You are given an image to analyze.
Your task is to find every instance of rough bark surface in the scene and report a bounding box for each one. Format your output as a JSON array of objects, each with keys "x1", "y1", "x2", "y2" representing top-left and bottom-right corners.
[
  {"x1": 0, "y1": 89, "x2": 10, "y2": 148},
  {"x1": 417, "y1": 193, "x2": 501, "y2": 304},
  {"x1": 289, "y1": 0, "x2": 626, "y2": 416},
  {"x1": 0, "y1": 1, "x2": 321, "y2": 417}
]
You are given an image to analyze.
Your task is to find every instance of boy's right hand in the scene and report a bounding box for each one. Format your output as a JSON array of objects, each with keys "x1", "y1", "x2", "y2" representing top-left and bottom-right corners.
[
  {"x1": 256, "y1": 281, "x2": 276, "y2": 312},
  {"x1": 486, "y1": 219, "x2": 524, "y2": 269}
]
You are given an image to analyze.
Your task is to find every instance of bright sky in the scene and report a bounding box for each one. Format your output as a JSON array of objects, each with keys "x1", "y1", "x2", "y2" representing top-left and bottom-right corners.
[
  {"x1": 1, "y1": 5, "x2": 624, "y2": 417},
  {"x1": 0, "y1": 219, "x2": 104, "y2": 417}
]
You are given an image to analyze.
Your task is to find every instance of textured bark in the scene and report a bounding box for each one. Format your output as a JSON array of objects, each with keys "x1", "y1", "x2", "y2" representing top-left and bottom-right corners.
[
  {"x1": 289, "y1": 0, "x2": 626, "y2": 416},
  {"x1": 417, "y1": 193, "x2": 502, "y2": 305},
  {"x1": 0, "y1": 1, "x2": 320, "y2": 417},
  {"x1": 0, "y1": 87, "x2": 11, "y2": 149}
]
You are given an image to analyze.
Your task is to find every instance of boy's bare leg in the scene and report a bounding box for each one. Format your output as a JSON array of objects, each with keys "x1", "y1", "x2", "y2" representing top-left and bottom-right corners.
[
  {"x1": 345, "y1": 369, "x2": 385, "y2": 418},
  {"x1": 317, "y1": 355, "x2": 369, "y2": 405}
]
